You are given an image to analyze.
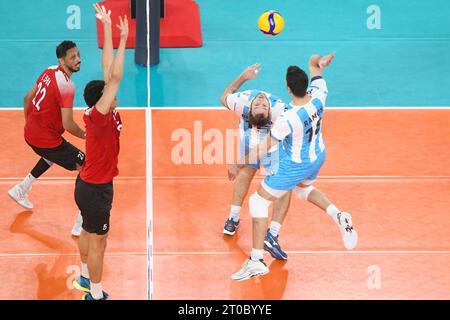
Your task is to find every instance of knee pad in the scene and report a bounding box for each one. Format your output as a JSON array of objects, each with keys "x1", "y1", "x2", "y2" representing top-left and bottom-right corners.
[
  {"x1": 249, "y1": 192, "x2": 271, "y2": 218},
  {"x1": 295, "y1": 185, "x2": 314, "y2": 200}
]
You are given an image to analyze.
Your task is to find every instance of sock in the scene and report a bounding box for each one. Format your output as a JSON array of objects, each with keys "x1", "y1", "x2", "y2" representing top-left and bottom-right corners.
[
  {"x1": 229, "y1": 205, "x2": 241, "y2": 222},
  {"x1": 90, "y1": 282, "x2": 103, "y2": 300},
  {"x1": 76, "y1": 212, "x2": 83, "y2": 224},
  {"x1": 250, "y1": 248, "x2": 264, "y2": 261},
  {"x1": 81, "y1": 263, "x2": 90, "y2": 279},
  {"x1": 326, "y1": 204, "x2": 340, "y2": 223},
  {"x1": 269, "y1": 221, "x2": 281, "y2": 237},
  {"x1": 20, "y1": 173, "x2": 36, "y2": 192}
]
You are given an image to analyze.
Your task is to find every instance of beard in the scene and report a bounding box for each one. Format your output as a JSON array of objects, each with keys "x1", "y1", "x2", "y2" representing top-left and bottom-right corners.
[
  {"x1": 248, "y1": 112, "x2": 270, "y2": 128},
  {"x1": 67, "y1": 63, "x2": 81, "y2": 73}
]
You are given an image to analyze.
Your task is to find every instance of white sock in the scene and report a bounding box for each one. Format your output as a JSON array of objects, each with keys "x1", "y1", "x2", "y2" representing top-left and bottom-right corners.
[
  {"x1": 20, "y1": 173, "x2": 36, "y2": 192},
  {"x1": 81, "y1": 263, "x2": 90, "y2": 279},
  {"x1": 250, "y1": 248, "x2": 264, "y2": 261},
  {"x1": 76, "y1": 212, "x2": 83, "y2": 224},
  {"x1": 269, "y1": 221, "x2": 281, "y2": 237},
  {"x1": 229, "y1": 205, "x2": 241, "y2": 222},
  {"x1": 326, "y1": 204, "x2": 340, "y2": 222},
  {"x1": 90, "y1": 282, "x2": 103, "y2": 300}
]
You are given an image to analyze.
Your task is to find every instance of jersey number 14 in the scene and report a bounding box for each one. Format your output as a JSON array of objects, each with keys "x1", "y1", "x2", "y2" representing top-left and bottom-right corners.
[{"x1": 306, "y1": 120, "x2": 321, "y2": 143}]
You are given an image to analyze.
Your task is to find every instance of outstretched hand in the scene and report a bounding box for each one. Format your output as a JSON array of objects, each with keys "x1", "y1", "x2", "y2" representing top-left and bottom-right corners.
[
  {"x1": 94, "y1": 3, "x2": 111, "y2": 25},
  {"x1": 318, "y1": 52, "x2": 335, "y2": 69},
  {"x1": 241, "y1": 63, "x2": 262, "y2": 80},
  {"x1": 117, "y1": 15, "x2": 129, "y2": 41}
]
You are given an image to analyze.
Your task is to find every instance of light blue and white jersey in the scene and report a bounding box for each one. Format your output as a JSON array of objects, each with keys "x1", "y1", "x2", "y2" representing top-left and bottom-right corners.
[
  {"x1": 226, "y1": 89, "x2": 287, "y2": 148},
  {"x1": 226, "y1": 89, "x2": 288, "y2": 171},
  {"x1": 270, "y1": 76, "x2": 328, "y2": 164}
]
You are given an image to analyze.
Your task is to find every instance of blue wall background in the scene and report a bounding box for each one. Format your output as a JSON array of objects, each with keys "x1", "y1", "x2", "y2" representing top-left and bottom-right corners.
[
  {"x1": 151, "y1": 0, "x2": 450, "y2": 107},
  {"x1": 0, "y1": 0, "x2": 147, "y2": 108}
]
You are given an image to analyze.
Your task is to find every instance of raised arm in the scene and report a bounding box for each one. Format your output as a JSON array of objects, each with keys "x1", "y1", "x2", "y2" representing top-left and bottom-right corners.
[
  {"x1": 220, "y1": 63, "x2": 261, "y2": 108},
  {"x1": 94, "y1": 3, "x2": 113, "y2": 82},
  {"x1": 308, "y1": 52, "x2": 335, "y2": 79},
  {"x1": 95, "y1": 15, "x2": 128, "y2": 115}
]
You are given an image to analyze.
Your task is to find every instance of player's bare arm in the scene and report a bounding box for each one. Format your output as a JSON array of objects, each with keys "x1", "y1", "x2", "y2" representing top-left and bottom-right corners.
[
  {"x1": 227, "y1": 134, "x2": 279, "y2": 181},
  {"x1": 23, "y1": 84, "x2": 37, "y2": 119},
  {"x1": 61, "y1": 108, "x2": 86, "y2": 139},
  {"x1": 96, "y1": 15, "x2": 128, "y2": 115},
  {"x1": 309, "y1": 52, "x2": 335, "y2": 79},
  {"x1": 94, "y1": 3, "x2": 114, "y2": 82},
  {"x1": 220, "y1": 63, "x2": 262, "y2": 108}
]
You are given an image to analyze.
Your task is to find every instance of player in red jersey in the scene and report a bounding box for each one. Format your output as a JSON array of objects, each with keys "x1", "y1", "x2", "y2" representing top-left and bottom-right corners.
[
  {"x1": 72, "y1": 4, "x2": 128, "y2": 300},
  {"x1": 7, "y1": 40, "x2": 86, "y2": 236}
]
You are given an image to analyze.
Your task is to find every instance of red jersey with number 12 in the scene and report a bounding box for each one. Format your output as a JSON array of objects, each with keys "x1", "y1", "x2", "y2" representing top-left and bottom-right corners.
[
  {"x1": 24, "y1": 65, "x2": 75, "y2": 148},
  {"x1": 80, "y1": 106, "x2": 122, "y2": 184}
]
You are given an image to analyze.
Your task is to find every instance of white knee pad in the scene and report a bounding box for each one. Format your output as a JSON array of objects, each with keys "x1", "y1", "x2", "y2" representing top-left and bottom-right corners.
[
  {"x1": 295, "y1": 185, "x2": 315, "y2": 200},
  {"x1": 249, "y1": 192, "x2": 271, "y2": 218}
]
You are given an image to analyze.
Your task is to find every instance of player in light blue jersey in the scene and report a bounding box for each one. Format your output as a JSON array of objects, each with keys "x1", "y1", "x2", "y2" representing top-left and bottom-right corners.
[
  {"x1": 228, "y1": 53, "x2": 358, "y2": 281},
  {"x1": 220, "y1": 63, "x2": 290, "y2": 260}
]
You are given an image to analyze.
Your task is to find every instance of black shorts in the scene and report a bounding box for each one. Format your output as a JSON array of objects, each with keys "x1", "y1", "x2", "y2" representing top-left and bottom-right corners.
[
  {"x1": 27, "y1": 139, "x2": 85, "y2": 171},
  {"x1": 75, "y1": 175, "x2": 113, "y2": 235}
]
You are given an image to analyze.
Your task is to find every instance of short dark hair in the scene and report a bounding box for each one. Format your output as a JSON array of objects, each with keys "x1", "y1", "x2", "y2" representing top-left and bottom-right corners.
[
  {"x1": 248, "y1": 112, "x2": 270, "y2": 128},
  {"x1": 286, "y1": 66, "x2": 309, "y2": 97},
  {"x1": 56, "y1": 40, "x2": 77, "y2": 59},
  {"x1": 84, "y1": 80, "x2": 105, "y2": 107}
]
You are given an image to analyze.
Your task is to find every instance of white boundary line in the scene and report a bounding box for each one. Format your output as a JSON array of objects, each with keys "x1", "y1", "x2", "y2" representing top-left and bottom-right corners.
[
  {"x1": 152, "y1": 175, "x2": 450, "y2": 180},
  {"x1": 1, "y1": 176, "x2": 447, "y2": 182},
  {"x1": 146, "y1": 0, "x2": 153, "y2": 301},
  {"x1": 154, "y1": 250, "x2": 450, "y2": 255},
  {"x1": 4, "y1": 175, "x2": 442, "y2": 182},
  {"x1": 0, "y1": 252, "x2": 148, "y2": 257},
  {"x1": 0, "y1": 176, "x2": 145, "y2": 181},
  {"x1": 1, "y1": 250, "x2": 449, "y2": 257}
]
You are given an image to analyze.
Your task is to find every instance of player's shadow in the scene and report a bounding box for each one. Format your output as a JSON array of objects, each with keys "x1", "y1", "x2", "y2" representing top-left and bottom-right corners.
[
  {"x1": 222, "y1": 232, "x2": 248, "y2": 259},
  {"x1": 229, "y1": 258, "x2": 289, "y2": 300},
  {"x1": 223, "y1": 229, "x2": 289, "y2": 299},
  {"x1": 259, "y1": 259, "x2": 289, "y2": 299},
  {"x1": 10, "y1": 211, "x2": 79, "y2": 300}
]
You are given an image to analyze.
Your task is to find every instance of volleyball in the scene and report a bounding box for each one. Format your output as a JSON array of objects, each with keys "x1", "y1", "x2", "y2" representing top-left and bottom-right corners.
[{"x1": 258, "y1": 10, "x2": 284, "y2": 36}]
